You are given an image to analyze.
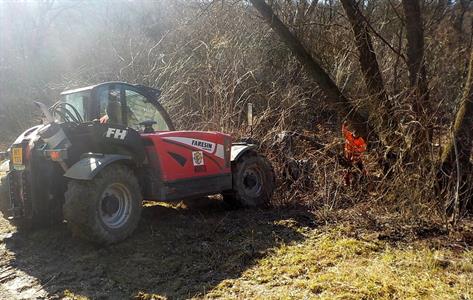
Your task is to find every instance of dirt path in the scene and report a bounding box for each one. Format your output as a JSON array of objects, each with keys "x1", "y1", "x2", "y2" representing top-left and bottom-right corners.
[
  {"x1": 1, "y1": 201, "x2": 472, "y2": 299},
  {"x1": 0, "y1": 202, "x2": 315, "y2": 299},
  {"x1": 0, "y1": 221, "x2": 46, "y2": 299}
]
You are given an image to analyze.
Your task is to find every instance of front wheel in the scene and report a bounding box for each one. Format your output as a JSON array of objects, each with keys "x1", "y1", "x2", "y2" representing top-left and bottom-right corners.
[
  {"x1": 63, "y1": 164, "x2": 142, "y2": 244},
  {"x1": 0, "y1": 174, "x2": 9, "y2": 217},
  {"x1": 223, "y1": 153, "x2": 275, "y2": 208}
]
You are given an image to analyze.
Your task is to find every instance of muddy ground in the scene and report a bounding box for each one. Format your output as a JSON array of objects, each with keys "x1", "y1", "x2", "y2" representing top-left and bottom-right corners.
[
  {"x1": 1, "y1": 197, "x2": 473, "y2": 299},
  {"x1": 0, "y1": 200, "x2": 316, "y2": 299}
]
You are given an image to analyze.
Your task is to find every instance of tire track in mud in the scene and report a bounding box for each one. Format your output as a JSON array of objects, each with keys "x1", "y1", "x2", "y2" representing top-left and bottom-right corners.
[
  {"x1": 0, "y1": 229, "x2": 49, "y2": 300},
  {"x1": 0, "y1": 203, "x2": 311, "y2": 299},
  {"x1": 0, "y1": 214, "x2": 135, "y2": 300}
]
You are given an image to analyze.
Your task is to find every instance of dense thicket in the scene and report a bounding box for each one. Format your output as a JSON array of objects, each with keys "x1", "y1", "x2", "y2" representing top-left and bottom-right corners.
[{"x1": 0, "y1": 0, "x2": 472, "y2": 223}]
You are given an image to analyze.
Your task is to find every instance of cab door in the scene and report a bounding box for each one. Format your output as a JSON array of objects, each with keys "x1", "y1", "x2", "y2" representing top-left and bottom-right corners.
[
  {"x1": 123, "y1": 87, "x2": 171, "y2": 132},
  {"x1": 91, "y1": 82, "x2": 174, "y2": 131}
]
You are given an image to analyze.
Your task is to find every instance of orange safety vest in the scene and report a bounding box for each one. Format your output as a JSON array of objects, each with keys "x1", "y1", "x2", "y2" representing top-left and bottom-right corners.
[{"x1": 342, "y1": 124, "x2": 367, "y2": 163}]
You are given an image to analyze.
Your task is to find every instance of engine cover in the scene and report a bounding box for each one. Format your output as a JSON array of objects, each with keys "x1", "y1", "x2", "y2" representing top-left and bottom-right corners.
[{"x1": 141, "y1": 131, "x2": 232, "y2": 183}]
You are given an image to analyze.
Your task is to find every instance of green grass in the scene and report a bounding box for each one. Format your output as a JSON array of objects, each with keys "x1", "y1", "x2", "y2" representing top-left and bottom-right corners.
[{"x1": 201, "y1": 225, "x2": 473, "y2": 299}]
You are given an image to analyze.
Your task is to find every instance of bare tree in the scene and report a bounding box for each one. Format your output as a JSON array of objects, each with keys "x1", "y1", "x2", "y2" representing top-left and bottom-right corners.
[
  {"x1": 249, "y1": 0, "x2": 373, "y2": 140},
  {"x1": 440, "y1": 49, "x2": 473, "y2": 182},
  {"x1": 402, "y1": 0, "x2": 430, "y2": 118},
  {"x1": 340, "y1": 0, "x2": 393, "y2": 143}
]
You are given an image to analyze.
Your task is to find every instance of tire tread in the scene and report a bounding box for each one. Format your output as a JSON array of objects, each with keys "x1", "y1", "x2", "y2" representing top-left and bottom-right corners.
[{"x1": 63, "y1": 164, "x2": 142, "y2": 244}]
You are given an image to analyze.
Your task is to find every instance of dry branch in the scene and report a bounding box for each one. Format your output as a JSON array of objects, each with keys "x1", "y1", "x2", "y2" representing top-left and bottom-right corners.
[{"x1": 249, "y1": 0, "x2": 374, "y2": 141}]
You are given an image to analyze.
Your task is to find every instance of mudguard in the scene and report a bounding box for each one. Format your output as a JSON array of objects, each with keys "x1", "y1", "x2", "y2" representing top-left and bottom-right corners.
[
  {"x1": 64, "y1": 154, "x2": 133, "y2": 180},
  {"x1": 231, "y1": 143, "x2": 257, "y2": 162}
]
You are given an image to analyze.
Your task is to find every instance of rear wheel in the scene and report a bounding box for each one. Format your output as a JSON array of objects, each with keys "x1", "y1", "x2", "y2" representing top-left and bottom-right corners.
[
  {"x1": 223, "y1": 152, "x2": 275, "y2": 208},
  {"x1": 64, "y1": 164, "x2": 142, "y2": 244}
]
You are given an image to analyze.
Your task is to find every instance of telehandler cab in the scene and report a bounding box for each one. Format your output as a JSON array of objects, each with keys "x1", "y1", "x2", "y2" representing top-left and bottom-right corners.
[{"x1": 0, "y1": 82, "x2": 275, "y2": 244}]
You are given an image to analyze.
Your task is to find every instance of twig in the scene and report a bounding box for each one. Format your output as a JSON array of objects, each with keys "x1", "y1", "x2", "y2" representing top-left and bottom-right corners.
[
  {"x1": 352, "y1": 2, "x2": 407, "y2": 64},
  {"x1": 34, "y1": 273, "x2": 59, "y2": 295},
  {"x1": 0, "y1": 272, "x2": 15, "y2": 283},
  {"x1": 452, "y1": 132, "x2": 460, "y2": 226}
]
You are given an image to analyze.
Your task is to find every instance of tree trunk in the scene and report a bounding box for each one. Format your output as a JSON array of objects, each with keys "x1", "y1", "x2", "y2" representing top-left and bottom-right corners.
[
  {"x1": 402, "y1": 0, "x2": 429, "y2": 117},
  {"x1": 340, "y1": 0, "x2": 393, "y2": 144},
  {"x1": 440, "y1": 50, "x2": 473, "y2": 173},
  {"x1": 438, "y1": 49, "x2": 473, "y2": 219},
  {"x1": 249, "y1": 0, "x2": 373, "y2": 141}
]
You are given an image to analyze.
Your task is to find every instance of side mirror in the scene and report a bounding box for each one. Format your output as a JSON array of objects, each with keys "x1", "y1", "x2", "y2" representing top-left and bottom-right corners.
[
  {"x1": 139, "y1": 120, "x2": 157, "y2": 133},
  {"x1": 34, "y1": 101, "x2": 55, "y2": 124}
]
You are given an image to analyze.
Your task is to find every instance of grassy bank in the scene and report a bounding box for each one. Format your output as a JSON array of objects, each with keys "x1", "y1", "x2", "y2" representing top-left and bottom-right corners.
[{"x1": 203, "y1": 225, "x2": 473, "y2": 299}]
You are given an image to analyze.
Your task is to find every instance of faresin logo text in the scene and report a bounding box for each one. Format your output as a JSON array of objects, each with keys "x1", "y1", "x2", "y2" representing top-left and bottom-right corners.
[
  {"x1": 161, "y1": 136, "x2": 216, "y2": 153},
  {"x1": 191, "y1": 140, "x2": 213, "y2": 152}
]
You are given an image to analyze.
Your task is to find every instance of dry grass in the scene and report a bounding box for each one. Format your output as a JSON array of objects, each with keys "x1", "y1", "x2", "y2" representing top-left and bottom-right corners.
[
  {"x1": 122, "y1": 205, "x2": 473, "y2": 300},
  {"x1": 0, "y1": 198, "x2": 472, "y2": 300},
  {"x1": 203, "y1": 225, "x2": 473, "y2": 300}
]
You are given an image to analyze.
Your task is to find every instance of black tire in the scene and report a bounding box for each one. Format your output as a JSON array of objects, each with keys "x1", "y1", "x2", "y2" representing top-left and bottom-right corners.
[
  {"x1": 63, "y1": 164, "x2": 142, "y2": 244},
  {"x1": 0, "y1": 175, "x2": 9, "y2": 217},
  {"x1": 0, "y1": 173, "x2": 64, "y2": 231},
  {"x1": 223, "y1": 152, "x2": 275, "y2": 208},
  {"x1": 0, "y1": 175, "x2": 34, "y2": 229}
]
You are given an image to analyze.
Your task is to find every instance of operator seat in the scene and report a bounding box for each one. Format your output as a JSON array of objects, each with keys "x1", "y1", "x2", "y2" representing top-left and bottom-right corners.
[{"x1": 107, "y1": 94, "x2": 122, "y2": 124}]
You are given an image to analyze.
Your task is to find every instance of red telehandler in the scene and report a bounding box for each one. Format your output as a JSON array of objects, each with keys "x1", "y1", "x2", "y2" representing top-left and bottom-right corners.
[{"x1": 0, "y1": 82, "x2": 275, "y2": 244}]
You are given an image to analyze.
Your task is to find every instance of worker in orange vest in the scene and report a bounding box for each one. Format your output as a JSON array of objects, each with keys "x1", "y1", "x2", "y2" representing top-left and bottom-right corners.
[{"x1": 342, "y1": 122, "x2": 367, "y2": 185}]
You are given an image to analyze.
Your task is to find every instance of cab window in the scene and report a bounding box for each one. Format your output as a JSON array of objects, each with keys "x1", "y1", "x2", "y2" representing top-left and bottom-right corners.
[
  {"x1": 62, "y1": 91, "x2": 89, "y2": 121},
  {"x1": 125, "y1": 89, "x2": 169, "y2": 131},
  {"x1": 96, "y1": 86, "x2": 124, "y2": 125}
]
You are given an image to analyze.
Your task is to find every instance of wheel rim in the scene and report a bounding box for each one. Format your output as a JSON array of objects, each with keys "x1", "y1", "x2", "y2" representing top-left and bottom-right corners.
[
  {"x1": 99, "y1": 183, "x2": 132, "y2": 229},
  {"x1": 242, "y1": 166, "x2": 263, "y2": 196}
]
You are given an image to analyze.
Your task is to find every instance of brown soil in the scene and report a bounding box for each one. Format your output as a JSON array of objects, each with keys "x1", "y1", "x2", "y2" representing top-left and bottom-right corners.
[
  {"x1": 0, "y1": 200, "x2": 313, "y2": 299},
  {"x1": 0, "y1": 198, "x2": 472, "y2": 299}
]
